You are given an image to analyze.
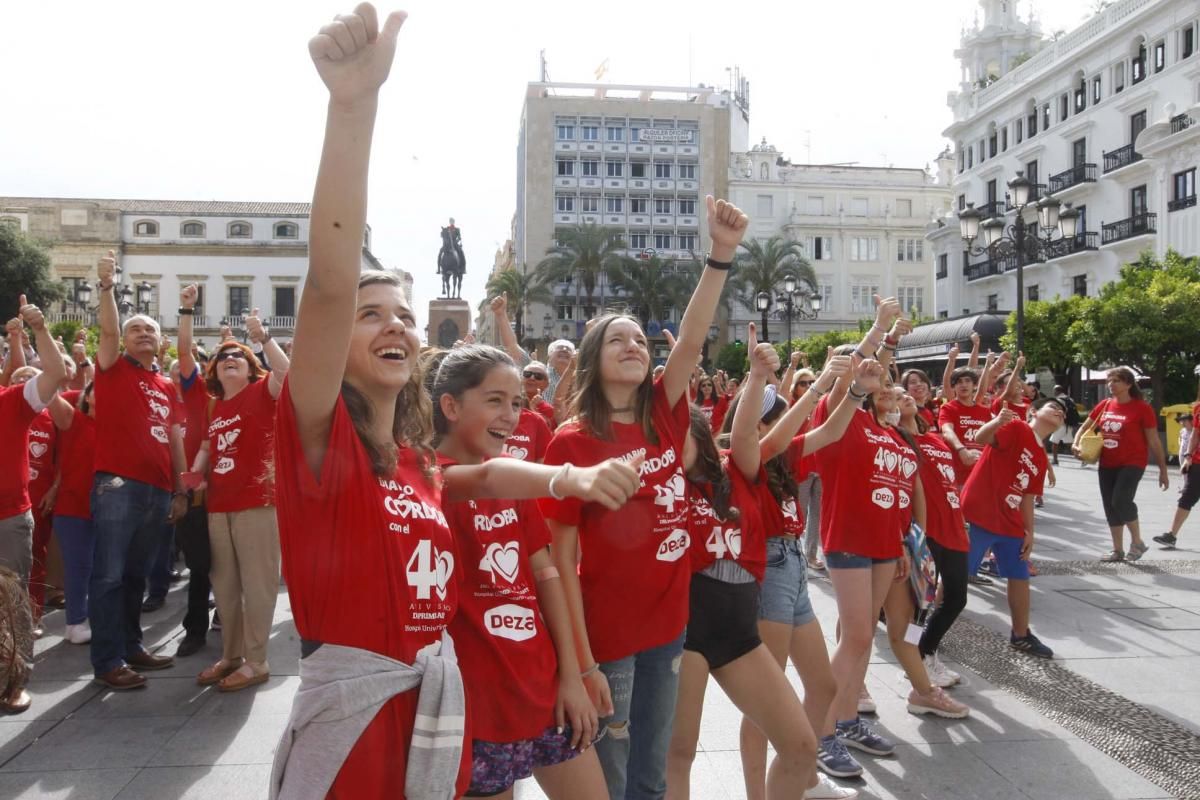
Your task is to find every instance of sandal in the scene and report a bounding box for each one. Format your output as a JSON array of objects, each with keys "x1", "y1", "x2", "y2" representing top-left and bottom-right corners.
[
  {"x1": 218, "y1": 665, "x2": 270, "y2": 693},
  {"x1": 1, "y1": 687, "x2": 32, "y2": 715},
  {"x1": 197, "y1": 658, "x2": 244, "y2": 686},
  {"x1": 1100, "y1": 550, "x2": 1125, "y2": 563},
  {"x1": 1127, "y1": 541, "x2": 1148, "y2": 561}
]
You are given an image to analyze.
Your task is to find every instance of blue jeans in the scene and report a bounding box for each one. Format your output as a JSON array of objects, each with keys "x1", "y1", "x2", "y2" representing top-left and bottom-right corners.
[
  {"x1": 88, "y1": 473, "x2": 170, "y2": 675},
  {"x1": 53, "y1": 515, "x2": 95, "y2": 626},
  {"x1": 596, "y1": 632, "x2": 685, "y2": 800},
  {"x1": 146, "y1": 523, "x2": 174, "y2": 600}
]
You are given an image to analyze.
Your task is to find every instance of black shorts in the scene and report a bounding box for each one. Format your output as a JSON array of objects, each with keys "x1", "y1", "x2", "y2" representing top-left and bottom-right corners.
[{"x1": 683, "y1": 572, "x2": 762, "y2": 670}]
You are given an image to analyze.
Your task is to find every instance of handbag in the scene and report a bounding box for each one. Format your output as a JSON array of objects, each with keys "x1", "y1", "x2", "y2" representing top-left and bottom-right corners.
[
  {"x1": 1078, "y1": 428, "x2": 1104, "y2": 464},
  {"x1": 903, "y1": 522, "x2": 939, "y2": 616}
]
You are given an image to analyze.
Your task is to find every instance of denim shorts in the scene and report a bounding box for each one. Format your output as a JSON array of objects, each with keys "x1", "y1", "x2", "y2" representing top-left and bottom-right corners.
[
  {"x1": 758, "y1": 536, "x2": 816, "y2": 627},
  {"x1": 825, "y1": 551, "x2": 900, "y2": 569},
  {"x1": 967, "y1": 524, "x2": 1030, "y2": 580}
]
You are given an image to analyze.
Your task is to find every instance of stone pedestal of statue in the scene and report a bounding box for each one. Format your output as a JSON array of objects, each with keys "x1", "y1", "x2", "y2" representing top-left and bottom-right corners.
[{"x1": 428, "y1": 298, "x2": 472, "y2": 348}]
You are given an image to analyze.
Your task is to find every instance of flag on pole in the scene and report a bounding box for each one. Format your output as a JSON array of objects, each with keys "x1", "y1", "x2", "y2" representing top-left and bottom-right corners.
[{"x1": 594, "y1": 58, "x2": 609, "y2": 80}]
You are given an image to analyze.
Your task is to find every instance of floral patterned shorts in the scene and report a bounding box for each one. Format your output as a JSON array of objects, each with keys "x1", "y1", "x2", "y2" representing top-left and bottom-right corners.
[{"x1": 466, "y1": 725, "x2": 583, "y2": 796}]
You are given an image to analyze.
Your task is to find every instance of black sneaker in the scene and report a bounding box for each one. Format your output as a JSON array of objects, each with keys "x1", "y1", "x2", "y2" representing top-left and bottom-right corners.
[
  {"x1": 1153, "y1": 533, "x2": 1177, "y2": 549},
  {"x1": 1010, "y1": 630, "x2": 1053, "y2": 659},
  {"x1": 967, "y1": 574, "x2": 994, "y2": 586},
  {"x1": 141, "y1": 596, "x2": 166, "y2": 613},
  {"x1": 979, "y1": 559, "x2": 1000, "y2": 577}
]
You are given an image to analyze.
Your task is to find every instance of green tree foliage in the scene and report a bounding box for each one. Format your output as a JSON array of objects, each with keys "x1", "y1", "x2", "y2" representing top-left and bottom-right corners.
[
  {"x1": 776, "y1": 329, "x2": 862, "y2": 372},
  {"x1": 480, "y1": 264, "x2": 553, "y2": 342},
  {"x1": 714, "y1": 341, "x2": 748, "y2": 379},
  {"x1": 537, "y1": 223, "x2": 626, "y2": 305},
  {"x1": 733, "y1": 236, "x2": 816, "y2": 340},
  {"x1": 0, "y1": 222, "x2": 64, "y2": 314},
  {"x1": 605, "y1": 255, "x2": 684, "y2": 328},
  {"x1": 1068, "y1": 250, "x2": 1200, "y2": 409},
  {"x1": 1000, "y1": 295, "x2": 1090, "y2": 378}
]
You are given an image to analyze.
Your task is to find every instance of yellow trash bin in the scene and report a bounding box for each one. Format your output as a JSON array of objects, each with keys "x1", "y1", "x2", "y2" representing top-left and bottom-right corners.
[{"x1": 1161, "y1": 403, "x2": 1195, "y2": 459}]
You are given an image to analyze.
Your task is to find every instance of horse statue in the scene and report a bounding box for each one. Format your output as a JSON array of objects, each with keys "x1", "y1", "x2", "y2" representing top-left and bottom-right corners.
[{"x1": 437, "y1": 218, "x2": 466, "y2": 298}]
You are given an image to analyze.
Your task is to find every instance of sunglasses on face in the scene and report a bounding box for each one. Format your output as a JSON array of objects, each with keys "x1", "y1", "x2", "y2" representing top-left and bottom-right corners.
[
  {"x1": 217, "y1": 350, "x2": 247, "y2": 362},
  {"x1": 796, "y1": 380, "x2": 814, "y2": 387},
  {"x1": 523, "y1": 371, "x2": 547, "y2": 380}
]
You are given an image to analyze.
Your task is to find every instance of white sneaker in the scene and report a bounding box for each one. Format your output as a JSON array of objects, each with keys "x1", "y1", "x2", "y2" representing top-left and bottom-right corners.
[
  {"x1": 924, "y1": 653, "x2": 961, "y2": 688},
  {"x1": 907, "y1": 685, "x2": 970, "y2": 719},
  {"x1": 856, "y1": 686, "x2": 876, "y2": 715},
  {"x1": 806, "y1": 773, "x2": 859, "y2": 799},
  {"x1": 65, "y1": 621, "x2": 92, "y2": 644}
]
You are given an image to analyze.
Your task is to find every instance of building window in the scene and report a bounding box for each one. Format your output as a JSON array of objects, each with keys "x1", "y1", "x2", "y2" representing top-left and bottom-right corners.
[
  {"x1": 1016, "y1": 118, "x2": 1024, "y2": 143},
  {"x1": 1001, "y1": 128, "x2": 1008, "y2": 151},
  {"x1": 630, "y1": 162, "x2": 647, "y2": 178},
  {"x1": 581, "y1": 160, "x2": 598, "y2": 177},
  {"x1": 228, "y1": 286, "x2": 251, "y2": 316},
  {"x1": 1043, "y1": 103, "x2": 1051, "y2": 129},
  {"x1": 989, "y1": 131, "x2": 998, "y2": 157},
  {"x1": 1028, "y1": 284, "x2": 1039, "y2": 302},
  {"x1": 630, "y1": 198, "x2": 647, "y2": 214},
  {"x1": 987, "y1": 294, "x2": 999, "y2": 312},
  {"x1": 606, "y1": 126, "x2": 623, "y2": 142},
  {"x1": 274, "y1": 286, "x2": 296, "y2": 318},
  {"x1": 967, "y1": 148, "x2": 974, "y2": 169},
  {"x1": 654, "y1": 163, "x2": 672, "y2": 179},
  {"x1": 678, "y1": 233, "x2": 697, "y2": 251},
  {"x1": 556, "y1": 125, "x2": 574, "y2": 140},
  {"x1": 678, "y1": 163, "x2": 696, "y2": 179},
  {"x1": 1073, "y1": 275, "x2": 1088, "y2": 297},
  {"x1": 677, "y1": 199, "x2": 696, "y2": 215},
  {"x1": 654, "y1": 198, "x2": 672, "y2": 215},
  {"x1": 133, "y1": 220, "x2": 158, "y2": 236},
  {"x1": 1172, "y1": 168, "x2": 1196, "y2": 209},
  {"x1": 851, "y1": 197, "x2": 869, "y2": 216},
  {"x1": 629, "y1": 232, "x2": 648, "y2": 249},
  {"x1": 1183, "y1": 25, "x2": 1195, "y2": 59},
  {"x1": 1154, "y1": 41, "x2": 1165, "y2": 72},
  {"x1": 1060, "y1": 93, "x2": 1070, "y2": 121},
  {"x1": 582, "y1": 126, "x2": 599, "y2": 141},
  {"x1": 556, "y1": 304, "x2": 574, "y2": 320},
  {"x1": 849, "y1": 238, "x2": 879, "y2": 261},
  {"x1": 1131, "y1": 184, "x2": 1148, "y2": 216},
  {"x1": 274, "y1": 222, "x2": 298, "y2": 239},
  {"x1": 850, "y1": 283, "x2": 880, "y2": 313},
  {"x1": 818, "y1": 283, "x2": 834, "y2": 311},
  {"x1": 937, "y1": 253, "x2": 949, "y2": 279},
  {"x1": 1072, "y1": 138, "x2": 1087, "y2": 167},
  {"x1": 1133, "y1": 45, "x2": 1146, "y2": 83},
  {"x1": 227, "y1": 221, "x2": 252, "y2": 238},
  {"x1": 1092, "y1": 76, "x2": 1102, "y2": 103},
  {"x1": 1131, "y1": 110, "x2": 1147, "y2": 144},
  {"x1": 606, "y1": 197, "x2": 624, "y2": 213},
  {"x1": 756, "y1": 195, "x2": 774, "y2": 217},
  {"x1": 180, "y1": 221, "x2": 205, "y2": 237},
  {"x1": 957, "y1": 194, "x2": 966, "y2": 211},
  {"x1": 654, "y1": 232, "x2": 672, "y2": 250},
  {"x1": 897, "y1": 238, "x2": 923, "y2": 262},
  {"x1": 606, "y1": 161, "x2": 624, "y2": 177},
  {"x1": 1026, "y1": 159, "x2": 1039, "y2": 190},
  {"x1": 986, "y1": 179, "x2": 998, "y2": 205},
  {"x1": 898, "y1": 286, "x2": 924, "y2": 315},
  {"x1": 580, "y1": 196, "x2": 599, "y2": 213},
  {"x1": 557, "y1": 160, "x2": 575, "y2": 176},
  {"x1": 957, "y1": 146, "x2": 965, "y2": 172},
  {"x1": 807, "y1": 196, "x2": 824, "y2": 215},
  {"x1": 1114, "y1": 62, "x2": 1126, "y2": 92},
  {"x1": 555, "y1": 195, "x2": 575, "y2": 213},
  {"x1": 805, "y1": 236, "x2": 832, "y2": 260}
]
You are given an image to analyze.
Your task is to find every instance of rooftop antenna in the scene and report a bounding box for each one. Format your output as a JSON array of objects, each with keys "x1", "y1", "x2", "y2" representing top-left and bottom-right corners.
[
  {"x1": 539, "y1": 49, "x2": 547, "y2": 82},
  {"x1": 804, "y1": 129, "x2": 812, "y2": 163}
]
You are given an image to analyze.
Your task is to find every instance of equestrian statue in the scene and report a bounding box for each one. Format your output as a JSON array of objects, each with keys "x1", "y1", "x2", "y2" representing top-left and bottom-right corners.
[{"x1": 437, "y1": 218, "x2": 466, "y2": 298}]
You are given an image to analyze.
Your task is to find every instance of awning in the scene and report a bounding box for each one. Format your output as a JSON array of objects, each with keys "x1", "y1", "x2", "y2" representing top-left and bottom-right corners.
[{"x1": 895, "y1": 313, "x2": 1009, "y2": 363}]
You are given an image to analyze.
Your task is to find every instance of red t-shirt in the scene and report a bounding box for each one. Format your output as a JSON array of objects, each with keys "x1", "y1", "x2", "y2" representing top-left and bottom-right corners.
[
  {"x1": 273, "y1": 381, "x2": 468, "y2": 798},
  {"x1": 961, "y1": 420, "x2": 1048, "y2": 538},
  {"x1": 502, "y1": 409, "x2": 552, "y2": 463},
  {"x1": 759, "y1": 437, "x2": 808, "y2": 538},
  {"x1": 699, "y1": 395, "x2": 730, "y2": 434},
  {"x1": 55, "y1": 409, "x2": 98, "y2": 519},
  {"x1": 914, "y1": 431, "x2": 968, "y2": 551},
  {"x1": 1088, "y1": 398, "x2": 1157, "y2": 469},
  {"x1": 440, "y1": 458, "x2": 557, "y2": 743},
  {"x1": 688, "y1": 458, "x2": 767, "y2": 581},
  {"x1": 179, "y1": 371, "x2": 211, "y2": 466},
  {"x1": 917, "y1": 407, "x2": 937, "y2": 428},
  {"x1": 1192, "y1": 404, "x2": 1200, "y2": 458},
  {"x1": 0, "y1": 382, "x2": 39, "y2": 518},
  {"x1": 815, "y1": 408, "x2": 909, "y2": 559},
  {"x1": 93, "y1": 357, "x2": 181, "y2": 492},
  {"x1": 27, "y1": 412, "x2": 57, "y2": 507},
  {"x1": 888, "y1": 429, "x2": 920, "y2": 532},
  {"x1": 938, "y1": 400, "x2": 994, "y2": 484},
  {"x1": 532, "y1": 398, "x2": 556, "y2": 430},
  {"x1": 991, "y1": 397, "x2": 1031, "y2": 420},
  {"x1": 539, "y1": 379, "x2": 691, "y2": 663},
  {"x1": 205, "y1": 380, "x2": 277, "y2": 513}
]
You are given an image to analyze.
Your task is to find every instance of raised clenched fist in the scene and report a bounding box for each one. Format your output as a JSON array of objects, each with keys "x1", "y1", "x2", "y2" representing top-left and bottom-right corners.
[
  {"x1": 873, "y1": 295, "x2": 901, "y2": 330},
  {"x1": 853, "y1": 357, "x2": 885, "y2": 394},
  {"x1": 746, "y1": 323, "x2": 779, "y2": 379},
  {"x1": 18, "y1": 295, "x2": 45, "y2": 332},
  {"x1": 705, "y1": 196, "x2": 749, "y2": 253},
  {"x1": 309, "y1": 3, "x2": 408, "y2": 108},
  {"x1": 5, "y1": 318, "x2": 20, "y2": 337},
  {"x1": 246, "y1": 309, "x2": 268, "y2": 344},
  {"x1": 180, "y1": 283, "x2": 199, "y2": 309},
  {"x1": 97, "y1": 250, "x2": 117, "y2": 286},
  {"x1": 490, "y1": 293, "x2": 507, "y2": 315}
]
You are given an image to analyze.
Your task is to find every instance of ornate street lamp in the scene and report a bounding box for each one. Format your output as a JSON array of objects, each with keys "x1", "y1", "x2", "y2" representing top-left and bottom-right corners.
[
  {"x1": 958, "y1": 171, "x2": 1081, "y2": 354},
  {"x1": 776, "y1": 274, "x2": 821, "y2": 356},
  {"x1": 136, "y1": 281, "x2": 153, "y2": 314},
  {"x1": 755, "y1": 291, "x2": 771, "y2": 341}
]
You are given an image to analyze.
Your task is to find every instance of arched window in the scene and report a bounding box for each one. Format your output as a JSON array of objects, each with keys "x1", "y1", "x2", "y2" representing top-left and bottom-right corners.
[
  {"x1": 181, "y1": 220, "x2": 206, "y2": 237},
  {"x1": 0, "y1": 216, "x2": 20, "y2": 229},
  {"x1": 274, "y1": 221, "x2": 299, "y2": 239},
  {"x1": 227, "y1": 221, "x2": 252, "y2": 238},
  {"x1": 133, "y1": 220, "x2": 159, "y2": 236}
]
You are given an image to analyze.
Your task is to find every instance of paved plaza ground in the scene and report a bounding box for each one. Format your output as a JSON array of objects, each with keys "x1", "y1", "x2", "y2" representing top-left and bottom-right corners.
[{"x1": 2, "y1": 456, "x2": 1199, "y2": 799}]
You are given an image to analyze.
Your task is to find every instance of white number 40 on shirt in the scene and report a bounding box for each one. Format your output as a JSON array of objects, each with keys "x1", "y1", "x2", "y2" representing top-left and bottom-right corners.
[{"x1": 406, "y1": 539, "x2": 454, "y2": 602}]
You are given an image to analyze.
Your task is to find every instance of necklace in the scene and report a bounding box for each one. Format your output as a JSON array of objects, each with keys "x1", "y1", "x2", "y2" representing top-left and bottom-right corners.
[{"x1": 610, "y1": 406, "x2": 635, "y2": 414}]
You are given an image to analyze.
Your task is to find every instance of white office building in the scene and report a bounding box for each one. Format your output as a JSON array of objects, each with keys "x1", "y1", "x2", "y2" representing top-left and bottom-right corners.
[
  {"x1": 930, "y1": 0, "x2": 1199, "y2": 318},
  {"x1": 728, "y1": 140, "x2": 955, "y2": 341},
  {"x1": 0, "y1": 197, "x2": 408, "y2": 344}
]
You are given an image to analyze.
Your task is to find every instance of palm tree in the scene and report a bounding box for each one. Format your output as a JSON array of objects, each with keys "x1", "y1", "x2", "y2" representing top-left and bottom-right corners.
[
  {"x1": 537, "y1": 223, "x2": 627, "y2": 311},
  {"x1": 734, "y1": 236, "x2": 817, "y2": 341},
  {"x1": 480, "y1": 263, "x2": 554, "y2": 342},
  {"x1": 676, "y1": 251, "x2": 739, "y2": 321},
  {"x1": 605, "y1": 255, "x2": 684, "y2": 329}
]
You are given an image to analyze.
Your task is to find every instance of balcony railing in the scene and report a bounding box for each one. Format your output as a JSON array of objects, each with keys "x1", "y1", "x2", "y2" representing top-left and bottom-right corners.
[
  {"x1": 265, "y1": 315, "x2": 297, "y2": 330},
  {"x1": 1102, "y1": 144, "x2": 1142, "y2": 173},
  {"x1": 1168, "y1": 195, "x2": 1197, "y2": 212},
  {"x1": 46, "y1": 311, "x2": 97, "y2": 326},
  {"x1": 1171, "y1": 113, "x2": 1195, "y2": 135},
  {"x1": 1044, "y1": 231, "x2": 1099, "y2": 260},
  {"x1": 977, "y1": 199, "x2": 1005, "y2": 218},
  {"x1": 1048, "y1": 163, "x2": 1098, "y2": 193},
  {"x1": 1102, "y1": 212, "x2": 1157, "y2": 245},
  {"x1": 964, "y1": 251, "x2": 1017, "y2": 282}
]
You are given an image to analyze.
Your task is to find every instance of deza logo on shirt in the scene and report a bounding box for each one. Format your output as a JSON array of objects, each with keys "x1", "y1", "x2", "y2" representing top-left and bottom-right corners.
[{"x1": 484, "y1": 603, "x2": 537, "y2": 642}]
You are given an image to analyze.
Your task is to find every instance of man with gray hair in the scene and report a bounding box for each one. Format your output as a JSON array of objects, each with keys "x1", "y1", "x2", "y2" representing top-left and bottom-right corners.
[{"x1": 88, "y1": 251, "x2": 190, "y2": 691}]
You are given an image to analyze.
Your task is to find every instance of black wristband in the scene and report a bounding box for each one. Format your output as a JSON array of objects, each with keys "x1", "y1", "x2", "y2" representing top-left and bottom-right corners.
[
  {"x1": 81, "y1": 359, "x2": 92, "y2": 368},
  {"x1": 705, "y1": 255, "x2": 733, "y2": 271},
  {"x1": 177, "y1": 307, "x2": 194, "y2": 316}
]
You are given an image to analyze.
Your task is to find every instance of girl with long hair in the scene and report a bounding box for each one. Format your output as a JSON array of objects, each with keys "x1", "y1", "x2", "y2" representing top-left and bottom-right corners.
[
  {"x1": 270, "y1": 9, "x2": 640, "y2": 797},
  {"x1": 47, "y1": 383, "x2": 97, "y2": 645},
  {"x1": 900, "y1": 368, "x2": 937, "y2": 428},
  {"x1": 695, "y1": 372, "x2": 730, "y2": 434},
  {"x1": 540, "y1": 197, "x2": 749, "y2": 799}
]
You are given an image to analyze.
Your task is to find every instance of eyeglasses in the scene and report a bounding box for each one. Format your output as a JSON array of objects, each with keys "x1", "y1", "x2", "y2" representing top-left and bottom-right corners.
[
  {"x1": 523, "y1": 371, "x2": 547, "y2": 380},
  {"x1": 796, "y1": 380, "x2": 814, "y2": 387},
  {"x1": 217, "y1": 350, "x2": 247, "y2": 362}
]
